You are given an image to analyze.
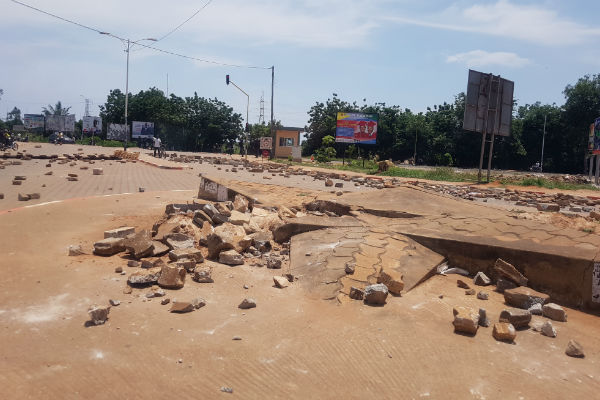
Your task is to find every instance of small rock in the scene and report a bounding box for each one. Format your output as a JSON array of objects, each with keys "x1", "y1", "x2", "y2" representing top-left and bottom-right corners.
[
  {"x1": 93, "y1": 168, "x2": 103, "y2": 175},
  {"x1": 68, "y1": 244, "x2": 85, "y2": 256},
  {"x1": 364, "y1": 283, "x2": 388, "y2": 305},
  {"x1": 266, "y1": 256, "x2": 282, "y2": 269},
  {"x1": 127, "y1": 260, "x2": 140, "y2": 268},
  {"x1": 273, "y1": 276, "x2": 289, "y2": 288},
  {"x1": 191, "y1": 297, "x2": 206, "y2": 309},
  {"x1": 542, "y1": 303, "x2": 567, "y2": 322},
  {"x1": 465, "y1": 289, "x2": 476, "y2": 295},
  {"x1": 109, "y1": 299, "x2": 120, "y2": 306},
  {"x1": 477, "y1": 291, "x2": 489, "y2": 300},
  {"x1": 123, "y1": 286, "x2": 133, "y2": 294},
  {"x1": 492, "y1": 322, "x2": 516, "y2": 342},
  {"x1": 349, "y1": 286, "x2": 364, "y2": 300},
  {"x1": 157, "y1": 265, "x2": 186, "y2": 289},
  {"x1": 495, "y1": 278, "x2": 517, "y2": 293},
  {"x1": 344, "y1": 262, "x2": 355, "y2": 274},
  {"x1": 528, "y1": 303, "x2": 543, "y2": 315},
  {"x1": 325, "y1": 179, "x2": 334, "y2": 187},
  {"x1": 104, "y1": 226, "x2": 135, "y2": 239},
  {"x1": 478, "y1": 308, "x2": 490, "y2": 327},
  {"x1": 139, "y1": 187, "x2": 145, "y2": 192},
  {"x1": 504, "y1": 286, "x2": 549, "y2": 309},
  {"x1": 161, "y1": 298, "x2": 170, "y2": 305},
  {"x1": 541, "y1": 321, "x2": 557, "y2": 338},
  {"x1": 193, "y1": 266, "x2": 214, "y2": 283},
  {"x1": 377, "y1": 269, "x2": 404, "y2": 295},
  {"x1": 88, "y1": 305, "x2": 110, "y2": 325},
  {"x1": 238, "y1": 298, "x2": 256, "y2": 309},
  {"x1": 499, "y1": 308, "x2": 531, "y2": 329},
  {"x1": 493, "y1": 258, "x2": 528, "y2": 286},
  {"x1": 232, "y1": 336, "x2": 242, "y2": 340},
  {"x1": 457, "y1": 279, "x2": 470, "y2": 289},
  {"x1": 115, "y1": 266, "x2": 123, "y2": 273},
  {"x1": 473, "y1": 271, "x2": 491, "y2": 286},
  {"x1": 219, "y1": 249, "x2": 244, "y2": 265},
  {"x1": 452, "y1": 306, "x2": 479, "y2": 334},
  {"x1": 565, "y1": 340, "x2": 584, "y2": 358},
  {"x1": 170, "y1": 301, "x2": 195, "y2": 313},
  {"x1": 220, "y1": 387, "x2": 233, "y2": 394}
]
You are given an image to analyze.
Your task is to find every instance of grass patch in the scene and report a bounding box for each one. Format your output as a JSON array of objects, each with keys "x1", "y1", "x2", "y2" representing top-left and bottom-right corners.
[
  {"x1": 380, "y1": 166, "x2": 477, "y2": 182},
  {"x1": 499, "y1": 177, "x2": 599, "y2": 191}
]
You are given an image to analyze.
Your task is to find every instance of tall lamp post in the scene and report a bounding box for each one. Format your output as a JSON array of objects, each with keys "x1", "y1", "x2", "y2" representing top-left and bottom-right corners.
[
  {"x1": 225, "y1": 74, "x2": 249, "y2": 158},
  {"x1": 100, "y1": 33, "x2": 157, "y2": 151}
]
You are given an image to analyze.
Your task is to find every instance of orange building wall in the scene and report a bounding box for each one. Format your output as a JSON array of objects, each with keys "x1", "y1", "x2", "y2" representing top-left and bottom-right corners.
[{"x1": 275, "y1": 129, "x2": 300, "y2": 158}]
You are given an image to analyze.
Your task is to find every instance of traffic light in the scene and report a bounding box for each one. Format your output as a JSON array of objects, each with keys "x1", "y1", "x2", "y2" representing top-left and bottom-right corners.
[
  {"x1": 245, "y1": 123, "x2": 249, "y2": 132},
  {"x1": 226, "y1": 75, "x2": 230, "y2": 85}
]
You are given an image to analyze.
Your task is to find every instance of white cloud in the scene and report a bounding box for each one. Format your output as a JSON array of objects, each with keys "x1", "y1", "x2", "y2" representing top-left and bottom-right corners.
[
  {"x1": 386, "y1": 0, "x2": 600, "y2": 46},
  {"x1": 446, "y1": 50, "x2": 530, "y2": 68}
]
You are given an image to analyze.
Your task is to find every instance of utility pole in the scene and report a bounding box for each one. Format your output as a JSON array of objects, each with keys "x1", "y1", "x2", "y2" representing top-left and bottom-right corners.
[
  {"x1": 270, "y1": 66, "x2": 275, "y2": 157},
  {"x1": 225, "y1": 75, "x2": 249, "y2": 158},
  {"x1": 166, "y1": 73, "x2": 169, "y2": 98},
  {"x1": 540, "y1": 114, "x2": 547, "y2": 172},
  {"x1": 124, "y1": 38, "x2": 130, "y2": 151},
  {"x1": 413, "y1": 125, "x2": 418, "y2": 164}
]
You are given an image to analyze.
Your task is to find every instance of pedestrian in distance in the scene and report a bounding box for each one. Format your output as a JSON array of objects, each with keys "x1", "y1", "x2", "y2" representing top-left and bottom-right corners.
[{"x1": 153, "y1": 135, "x2": 161, "y2": 157}]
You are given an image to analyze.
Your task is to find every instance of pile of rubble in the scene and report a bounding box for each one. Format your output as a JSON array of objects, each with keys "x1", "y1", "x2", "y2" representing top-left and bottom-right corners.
[
  {"x1": 113, "y1": 150, "x2": 140, "y2": 160},
  {"x1": 409, "y1": 181, "x2": 600, "y2": 216},
  {"x1": 86, "y1": 193, "x2": 312, "y2": 322},
  {"x1": 450, "y1": 258, "x2": 584, "y2": 358}
]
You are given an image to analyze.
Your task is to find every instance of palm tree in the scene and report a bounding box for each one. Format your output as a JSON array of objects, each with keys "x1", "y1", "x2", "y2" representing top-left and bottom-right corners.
[{"x1": 42, "y1": 101, "x2": 71, "y2": 116}]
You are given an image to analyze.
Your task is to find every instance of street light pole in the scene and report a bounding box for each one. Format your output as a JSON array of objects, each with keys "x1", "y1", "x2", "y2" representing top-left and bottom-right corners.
[
  {"x1": 100, "y1": 33, "x2": 156, "y2": 151},
  {"x1": 226, "y1": 77, "x2": 249, "y2": 158},
  {"x1": 540, "y1": 114, "x2": 547, "y2": 173}
]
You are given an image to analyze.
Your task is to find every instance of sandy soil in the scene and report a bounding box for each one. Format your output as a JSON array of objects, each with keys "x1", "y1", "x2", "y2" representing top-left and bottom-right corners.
[{"x1": 1, "y1": 144, "x2": 599, "y2": 399}]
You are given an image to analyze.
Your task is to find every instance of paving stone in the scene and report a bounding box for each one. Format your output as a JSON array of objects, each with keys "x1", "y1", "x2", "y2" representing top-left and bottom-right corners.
[
  {"x1": 473, "y1": 271, "x2": 491, "y2": 286},
  {"x1": 88, "y1": 305, "x2": 110, "y2": 325},
  {"x1": 104, "y1": 226, "x2": 135, "y2": 239},
  {"x1": 478, "y1": 308, "x2": 490, "y2": 327},
  {"x1": 542, "y1": 303, "x2": 567, "y2": 322},
  {"x1": 123, "y1": 230, "x2": 155, "y2": 259},
  {"x1": 452, "y1": 306, "x2": 479, "y2": 334},
  {"x1": 499, "y1": 308, "x2": 531, "y2": 329},
  {"x1": 193, "y1": 266, "x2": 214, "y2": 283},
  {"x1": 163, "y1": 232, "x2": 195, "y2": 250},
  {"x1": 377, "y1": 269, "x2": 404, "y2": 295},
  {"x1": 504, "y1": 286, "x2": 549, "y2": 309},
  {"x1": 168, "y1": 248, "x2": 204, "y2": 262},
  {"x1": 349, "y1": 287, "x2": 364, "y2": 300},
  {"x1": 157, "y1": 265, "x2": 186, "y2": 289},
  {"x1": 219, "y1": 249, "x2": 244, "y2": 265},
  {"x1": 93, "y1": 237, "x2": 125, "y2": 256},
  {"x1": 492, "y1": 322, "x2": 516, "y2": 342}
]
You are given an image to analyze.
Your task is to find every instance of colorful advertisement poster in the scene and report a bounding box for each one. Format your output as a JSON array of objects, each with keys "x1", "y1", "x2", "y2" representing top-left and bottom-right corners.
[
  {"x1": 335, "y1": 112, "x2": 378, "y2": 144},
  {"x1": 592, "y1": 118, "x2": 600, "y2": 155},
  {"x1": 132, "y1": 121, "x2": 154, "y2": 138},
  {"x1": 23, "y1": 114, "x2": 44, "y2": 130}
]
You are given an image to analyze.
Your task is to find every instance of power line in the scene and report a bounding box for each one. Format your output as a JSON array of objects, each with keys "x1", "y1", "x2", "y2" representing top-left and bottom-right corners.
[
  {"x1": 156, "y1": 0, "x2": 213, "y2": 43},
  {"x1": 10, "y1": 0, "x2": 270, "y2": 69}
]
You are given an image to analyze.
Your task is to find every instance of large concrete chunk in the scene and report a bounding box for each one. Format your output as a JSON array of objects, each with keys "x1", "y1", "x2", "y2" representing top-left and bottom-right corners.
[
  {"x1": 128, "y1": 267, "x2": 161, "y2": 285},
  {"x1": 123, "y1": 230, "x2": 155, "y2": 259},
  {"x1": 364, "y1": 283, "x2": 388, "y2": 305},
  {"x1": 93, "y1": 237, "x2": 125, "y2": 256},
  {"x1": 104, "y1": 227, "x2": 135, "y2": 239},
  {"x1": 88, "y1": 305, "x2": 110, "y2": 326},
  {"x1": 493, "y1": 258, "x2": 528, "y2": 286},
  {"x1": 207, "y1": 223, "x2": 246, "y2": 259},
  {"x1": 219, "y1": 249, "x2": 244, "y2": 265},
  {"x1": 542, "y1": 303, "x2": 567, "y2": 322},
  {"x1": 168, "y1": 248, "x2": 204, "y2": 262},
  {"x1": 452, "y1": 306, "x2": 479, "y2": 334},
  {"x1": 504, "y1": 286, "x2": 549, "y2": 309},
  {"x1": 229, "y1": 210, "x2": 251, "y2": 226},
  {"x1": 157, "y1": 265, "x2": 186, "y2": 289},
  {"x1": 377, "y1": 269, "x2": 404, "y2": 295},
  {"x1": 163, "y1": 232, "x2": 195, "y2": 250}
]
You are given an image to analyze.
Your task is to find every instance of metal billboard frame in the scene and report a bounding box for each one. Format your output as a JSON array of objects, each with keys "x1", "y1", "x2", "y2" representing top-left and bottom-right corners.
[{"x1": 463, "y1": 69, "x2": 514, "y2": 182}]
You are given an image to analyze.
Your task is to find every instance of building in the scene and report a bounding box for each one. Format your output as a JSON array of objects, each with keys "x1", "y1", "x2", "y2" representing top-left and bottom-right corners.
[{"x1": 274, "y1": 127, "x2": 303, "y2": 159}]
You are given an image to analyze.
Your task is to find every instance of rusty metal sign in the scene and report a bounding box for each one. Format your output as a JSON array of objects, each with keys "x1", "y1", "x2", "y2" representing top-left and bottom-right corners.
[{"x1": 260, "y1": 137, "x2": 272, "y2": 150}]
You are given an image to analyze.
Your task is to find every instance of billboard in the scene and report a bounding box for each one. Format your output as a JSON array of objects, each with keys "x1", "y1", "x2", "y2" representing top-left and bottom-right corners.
[
  {"x1": 590, "y1": 118, "x2": 600, "y2": 155},
  {"x1": 23, "y1": 114, "x2": 44, "y2": 130},
  {"x1": 132, "y1": 121, "x2": 154, "y2": 138},
  {"x1": 335, "y1": 112, "x2": 378, "y2": 144},
  {"x1": 108, "y1": 123, "x2": 128, "y2": 141},
  {"x1": 83, "y1": 116, "x2": 102, "y2": 135},
  {"x1": 463, "y1": 69, "x2": 514, "y2": 137},
  {"x1": 45, "y1": 114, "x2": 75, "y2": 132}
]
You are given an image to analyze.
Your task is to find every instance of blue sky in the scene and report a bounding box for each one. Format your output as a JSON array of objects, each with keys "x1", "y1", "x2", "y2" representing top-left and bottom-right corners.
[{"x1": 1, "y1": 0, "x2": 600, "y2": 128}]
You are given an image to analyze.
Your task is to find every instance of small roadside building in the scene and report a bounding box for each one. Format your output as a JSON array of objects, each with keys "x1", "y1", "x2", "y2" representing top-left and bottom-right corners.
[{"x1": 274, "y1": 127, "x2": 303, "y2": 159}]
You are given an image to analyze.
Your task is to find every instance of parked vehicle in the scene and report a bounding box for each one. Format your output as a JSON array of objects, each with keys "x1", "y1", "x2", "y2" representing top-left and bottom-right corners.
[{"x1": 49, "y1": 132, "x2": 75, "y2": 144}]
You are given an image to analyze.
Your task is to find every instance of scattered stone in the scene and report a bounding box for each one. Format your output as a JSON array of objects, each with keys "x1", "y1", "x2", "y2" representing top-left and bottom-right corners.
[
  {"x1": 123, "y1": 286, "x2": 133, "y2": 294},
  {"x1": 44, "y1": 171, "x2": 53, "y2": 175},
  {"x1": 238, "y1": 298, "x2": 256, "y2": 309},
  {"x1": 157, "y1": 265, "x2": 186, "y2": 289},
  {"x1": 499, "y1": 308, "x2": 531, "y2": 329},
  {"x1": 266, "y1": 256, "x2": 282, "y2": 269},
  {"x1": 465, "y1": 289, "x2": 476, "y2": 295},
  {"x1": 104, "y1": 226, "x2": 135, "y2": 239},
  {"x1": 349, "y1": 287, "x2": 364, "y2": 300},
  {"x1": 220, "y1": 387, "x2": 234, "y2": 394},
  {"x1": 492, "y1": 322, "x2": 516, "y2": 342},
  {"x1": 233, "y1": 195, "x2": 249, "y2": 213},
  {"x1": 17, "y1": 193, "x2": 30, "y2": 201},
  {"x1": 193, "y1": 266, "x2": 214, "y2": 283},
  {"x1": 345, "y1": 262, "x2": 355, "y2": 274},
  {"x1": 127, "y1": 260, "x2": 140, "y2": 268},
  {"x1": 325, "y1": 179, "x2": 334, "y2": 187},
  {"x1": 93, "y1": 168, "x2": 103, "y2": 175},
  {"x1": 170, "y1": 302, "x2": 195, "y2": 313},
  {"x1": 364, "y1": 283, "x2": 389, "y2": 305},
  {"x1": 541, "y1": 321, "x2": 557, "y2": 338},
  {"x1": 68, "y1": 244, "x2": 86, "y2": 256},
  {"x1": 115, "y1": 266, "x2": 123, "y2": 273},
  {"x1": 542, "y1": 303, "x2": 567, "y2": 322},
  {"x1": 207, "y1": 222, "x2": 246, "y2": 258},
  {"x1": 457, "y1": 279, "x2": 470, "y2": 289},
  {"x1": 232, "y1": 336, "x2": 242, "y2": 341},
  {"x1": 229, "y1": 210, "x2": 251, "y2": 225},
  {"x1": 123, "y1": 230, "x2": 155, "y2": 259},
  {"x1": 191, "y1": 297, "x2": 206, "y2": 309},
  {"x1": 146, "y1": 288, "x2": 166, "y2": 298},
  {"x1": 334, "y1": 182, "x2": 343, "y2": 188},
  {"x1": 88, "y1": 305, "x2": 110, "y2": 325},
  {"x1": 478, "y1": 308, "x2": 490, "y2": 327},
  {"x1": 161, "y1": 298, "x2": 170, "y2": 305},
  {"x1": 109, "y1": 299, "x2": 120, "y2": 306},
  {"x1": 473, "y1": 271, "x2": 491, "y2": 286},
  {"x1": 565, "y1": 340, "x2": 584, "y2": 358},
  {"x1": 168, "y1": 248, "x2": 204, "y2": 262},
  {"x1": 504, "y1": 286, "x2": 549, "y2": 309},
  {"x1": 495, "y1": 278, "x2": 517, "y2": 293},
  {"x1": 493, "y1": 258, "x2": 528, "y2": 286},
  {"x1": 477, "y1": 291, "x2": 489, "y2": 300},
  {"x1": 537, "y1": 203, "x2": 560, "y2": 212},
  {"x1": 93, "y1": 237, "x2": 125, "y2": 256},
  {"x1": 528, "y1": 303, "x2": 543, "y2": 315},
  {"x1": 219, "y1": 249, "x2": 244, "y2": 265},
  {"x1": 28, "y1": 193, "x2": 40, "y2": 199},
  {"x1": 377, "y1": 269, "x2": 404, "y2": 295},
  {"x1": 452, "y1": 306, "x2": 479, "y2": 334},
  {"x1": 150, "y1": 240, "x2": 170, "y2": 257},
  {"x1": 139, "y1": 187, "x2": 145, "y2": 193},
  {"x1": 163, "y1": 232, "x2": 195, "y2": 250},
  {"x1": 12, "y1": 180, "x2": 22, "y2": 186},
  {"x1": 141, "y1": 258, "x2": 165, "y2": 269},
  {"x1": 127, "y1": 267, "x2": 161, "y2": 285},
  {"x1": 273, "y1": 276, "x2": 289, "y2": 288}
]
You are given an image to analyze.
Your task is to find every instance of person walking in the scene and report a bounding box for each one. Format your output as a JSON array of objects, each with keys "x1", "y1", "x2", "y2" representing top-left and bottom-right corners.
[{"x1": 153, "y1": 135, "x2": 161, "y2": 157}]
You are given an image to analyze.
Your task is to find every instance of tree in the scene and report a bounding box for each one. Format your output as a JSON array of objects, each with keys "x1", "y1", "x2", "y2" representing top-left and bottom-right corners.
[
  {"x1": 42, "y1": 101, "x2": 71, "y2": 116},
  {"x1": 6, "y1": 106, "x2": 23, "y2": 128}
]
